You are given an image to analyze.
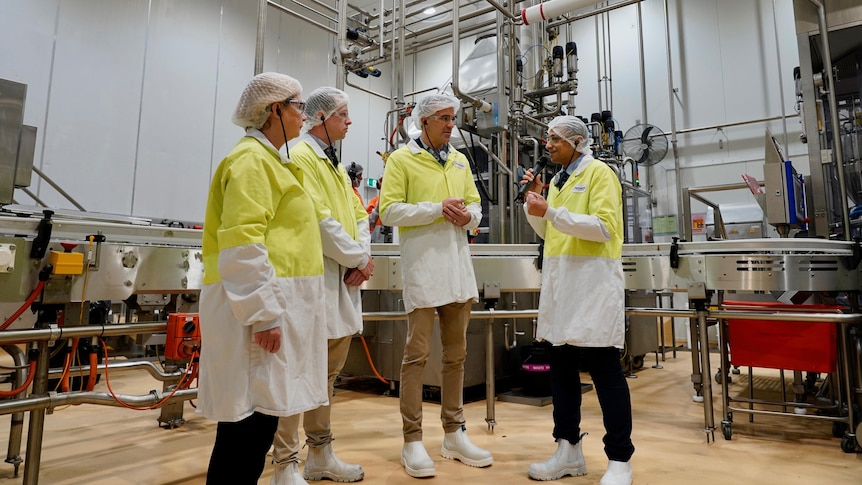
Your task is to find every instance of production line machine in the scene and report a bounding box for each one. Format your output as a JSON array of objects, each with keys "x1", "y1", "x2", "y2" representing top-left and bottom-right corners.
[{"x1": 0, "y1": 206, "x2": 861, "y2": 484}]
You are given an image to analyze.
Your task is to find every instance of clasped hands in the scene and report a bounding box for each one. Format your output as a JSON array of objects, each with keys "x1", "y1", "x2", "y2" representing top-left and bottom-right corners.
[
  {"x1": 343, "y1": 254, "x2": 374, "y2": 287},
  {"x1": 442, "y1": 197, "x2": 470, "y2": 226}
]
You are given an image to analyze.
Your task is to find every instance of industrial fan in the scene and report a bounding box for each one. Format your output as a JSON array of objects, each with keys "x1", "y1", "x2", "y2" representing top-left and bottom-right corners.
[{"x1": 620, "y1": 124, "x2": 669, "y2": 166}]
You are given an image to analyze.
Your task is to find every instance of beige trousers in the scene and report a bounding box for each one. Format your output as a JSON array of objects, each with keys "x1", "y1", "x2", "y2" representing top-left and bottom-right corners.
[
  {"x1": 272, "y1": 335, "x2": 353, "y2": 466},
  {"x1": 400, "y1": 301, "x2": 471, "y2": 442}
]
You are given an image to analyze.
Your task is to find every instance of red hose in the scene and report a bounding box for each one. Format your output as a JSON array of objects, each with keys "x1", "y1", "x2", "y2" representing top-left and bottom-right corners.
[
  {"x1": 0, "y1": 360, "x2": 37, "y2": 397},
  {"x1": 2, "y1": 280, "x2": 46, "y2": 330}
]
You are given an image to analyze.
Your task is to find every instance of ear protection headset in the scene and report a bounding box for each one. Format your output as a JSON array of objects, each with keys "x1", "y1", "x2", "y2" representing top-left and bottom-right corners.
[{"x1": 348, "y1": 162, "x2": 358, "y2": 182}]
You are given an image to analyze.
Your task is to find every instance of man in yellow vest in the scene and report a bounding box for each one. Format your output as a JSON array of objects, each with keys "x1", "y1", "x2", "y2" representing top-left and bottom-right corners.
[
  {"x1": 270, "y1": 87, "x2": 372, "y2": 484},
  {"x1": 520, "y1": 115, "x2": 634, "y2": 485},
  {"x1": 380, "y1": 94, "x2": 492, "y2": 478}
]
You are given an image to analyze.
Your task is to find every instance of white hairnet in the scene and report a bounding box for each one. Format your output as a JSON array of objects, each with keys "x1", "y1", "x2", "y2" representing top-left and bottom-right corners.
[
  {"x1": 548, "y1": 115, "x2": 593, "y2": 156},
  {"x1": 303, "y1": 87, "x2": 349, "y2": 130},
  {"x1": 412, "y1": 94, "x2": 460, "y2": 130},
  {"x1": 232, "y1": 72, "x2": 302, "y2": 130}
]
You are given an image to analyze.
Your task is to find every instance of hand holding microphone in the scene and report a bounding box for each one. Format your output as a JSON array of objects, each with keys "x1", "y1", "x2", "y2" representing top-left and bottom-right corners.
[{"x1": 516, "y1": 156, "x2": 550, "y2": 202}]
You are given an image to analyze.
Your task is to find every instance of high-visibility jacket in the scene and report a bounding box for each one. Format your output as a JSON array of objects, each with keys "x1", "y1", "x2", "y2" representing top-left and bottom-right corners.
[
  {"x1": 524, "y1": 155, "x2": 625, "y2": 348},
  {"x1": 290, "y1": 134, "x2": 370, "y2": 338},
  {"x1": 379, "y1": 139, "x2": 481, "y2": 313},
  {"x1": 199, "y1": 130, "x2": 327, "y2": 422}
]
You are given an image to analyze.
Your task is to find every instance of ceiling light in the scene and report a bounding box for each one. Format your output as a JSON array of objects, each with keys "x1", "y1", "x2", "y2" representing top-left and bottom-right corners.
[{"x1": 423, "y1": 7, "x2": 436, "y2": 15}]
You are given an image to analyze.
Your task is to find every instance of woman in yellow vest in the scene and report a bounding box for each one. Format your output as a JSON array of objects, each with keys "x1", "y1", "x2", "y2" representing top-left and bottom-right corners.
[
  {"x1": 199, "y1": 72, "x2": 327, "y2": 485},
  {"x1": 520, "y1": 115, "x2": 634, "y2": 485}
]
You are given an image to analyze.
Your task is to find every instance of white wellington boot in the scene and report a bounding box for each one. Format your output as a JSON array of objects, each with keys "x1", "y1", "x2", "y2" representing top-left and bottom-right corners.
[
  {"x1": 441, "y1": 427, "x2": 493, "y2": 467},
  {"x1": 600, "y1": 460, "x2": 633, "y2": 485},
  {"x1": 401, "y1": 441, "x2": 436, "y2": 478},
  {"x1": 527, "y1": 438, "x2": 587, "y2": 481},
  {"x1": 303, "y1": 443, "x2": 364, "y2": 482},
  {"x1": 270, "y1": 462, "x2": 310, "y2": 485}
]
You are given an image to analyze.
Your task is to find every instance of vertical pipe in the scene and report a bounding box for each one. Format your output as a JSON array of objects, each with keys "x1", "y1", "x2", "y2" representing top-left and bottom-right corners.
[
  {"x1": 22, "y1": 343, "x2": 49, "y2": 485},
  {"x1": 335, "y1": 0, "x2": 347, "y2": 90},
  {"x1": 808, "y1": 0, "x2": 850, "y2": 240},
  {"x1": 254, "y1": 0, "x2": 267, "y2": 74},
  {"x1": 379, "y1": 0, "x2": 385, "y2": 59},
  {"x1": 606, "y1": 7, "x2": 613, "y2": 113},
  {"x1": 663, "y1": 0, "x2": 683, "y2": 237},
  {"x1": 637, "y1": 1, "x2": 647, "y2": 124},
  {"x1": 770, "y1": 0, "x2": 789, "y2": 150},
  {"x1": 595, "y1": 15, "x2": 603, "y2": 111},
  {"x1": 3, "y1": 345, "x2": 26, "y2": 474},
  {"x1": 485, "y1": 314, "x2": 496, "y2": 430},
  {"x1": 507, "y1": 2, "x2": 519, "y2": 243}
]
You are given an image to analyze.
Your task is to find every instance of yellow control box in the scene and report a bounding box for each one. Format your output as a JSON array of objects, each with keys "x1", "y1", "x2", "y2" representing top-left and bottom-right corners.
[{"x1": 48, "y1": 251, "x2": 85, "y2": 275}]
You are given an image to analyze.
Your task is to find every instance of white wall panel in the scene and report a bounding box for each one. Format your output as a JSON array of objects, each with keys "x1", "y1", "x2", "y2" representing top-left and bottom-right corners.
[
  {"x1": 133, "y1": 0, "x2": 223, "y2": 222},
  {"x1": 39, "y1": 1, "x2": 149, "y2": 214}
]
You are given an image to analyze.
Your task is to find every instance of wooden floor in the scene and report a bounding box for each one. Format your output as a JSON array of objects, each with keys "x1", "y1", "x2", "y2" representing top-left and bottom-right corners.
[{"x1": 0, "y1": 350, "x2": 859, "y2": 484}]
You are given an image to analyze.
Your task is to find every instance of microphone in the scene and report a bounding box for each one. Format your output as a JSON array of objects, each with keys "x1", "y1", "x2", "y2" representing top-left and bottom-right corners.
[{"x1": 515, "y1": 156, "x2": 550, "y2": 202}]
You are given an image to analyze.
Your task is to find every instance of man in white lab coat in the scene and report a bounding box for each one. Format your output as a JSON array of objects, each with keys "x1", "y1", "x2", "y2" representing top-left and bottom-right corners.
[
  {"x1": 380, "y1": 94, "x2": 492, "y2": 479},
  {"x1": 520, "y1": 115, "x2": 634, "y2": 485},
  {"x1": 269, "y1": 87, "x2": 372, "y2": 484}
]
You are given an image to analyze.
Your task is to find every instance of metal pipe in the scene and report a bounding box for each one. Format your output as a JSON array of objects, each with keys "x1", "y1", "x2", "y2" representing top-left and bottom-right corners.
[
  {"x1": 3, "y1": 345, "x2": 26, "y2": 474},
  {"x1": 345, "y1": 76, "x2": 391, "y2": 100},
  {"x1": 0, "y1": 388, "x2": 197, "y2": 416},
  {"x1": 46, "y1": 358, "x2": 184, "y2": 382},
  {"x1": 485, "y1": 0, "x2": 518, "y2": 20},
  {"x1": 675, "y1": 114, "x2": 800, "y2": 136},
  {"x1": 547, "y1": 0, "x2": 644, "y2": 28},
  {"x1": 452, "y1": 0, "x2": 492, "y2": 112},
  {"x1": 31, "y1": 167, "x2": 85, "y2": 211},
  {"x1": 268, "y1": 1, "x2": 337, "y2": 35},
  {"x1": 272, "y1": 0, "x2": 337, "y2": 24},
  {"x1": 637, "y1": 1, "x2": 647, "y2": 124},
  {"x1": 771, "y1": 0, "x2": 789, "y2": 149},
  {"x1": 335, "y1": 0, "x2": 347, "y2": 91},
  {"x1": 254, "y1": 0, "x2": 266, "y2": 75},
  {"x1": 0, "y1": 322, "x2": 167, "y2": 345},
  {"x1": 22, "y1": 342, "x2": 48, "y2": 485},
  {"x1": 807, "y1": 0, "x2": 850, "y2": 240},
  {"x1": 379, "y1": 0, "x2": 385, "y2": 59},
  {"x1": 663, "y1": 0, "x2": 683, "y2": 237},
  {"x1": 471, "y1": 138, "x2": 514, "y2": 176}
]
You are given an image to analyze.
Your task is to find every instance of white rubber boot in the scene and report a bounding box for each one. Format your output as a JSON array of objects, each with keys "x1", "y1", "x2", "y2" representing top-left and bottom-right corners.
[
  {"x1": 303, "y1": 443, "x2": 364, "y2": 482},
  {"x1": 441, "y1": 427, "x2": 493, "y2": 467},
  {"x1": 401, "y1": 441, "x2": 436, "y2": 478},
  {"x1": 270, "y1": 462, "x2": 310, "y2": 485},
  {"x1": 600, "y1": 460, "x2": 632, "y2": 485},
  {"x1": 527, "y1": 438, "x2": 587, "y2": 481}
]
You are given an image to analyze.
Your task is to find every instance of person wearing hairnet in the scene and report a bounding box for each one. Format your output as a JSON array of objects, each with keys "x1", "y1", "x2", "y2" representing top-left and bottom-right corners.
[
  {"x1": 269, "y1": 87, "x2": 372, "y2": 483},
  {"x1": 519, "y1": 115, "x2": 634, "y2": 485},
  {"x1": 199, "y1": 72, "x2": 328, "y2": 485},
  {"x1": 379, "y1": 94, "x2": 492, "y2": 478}
]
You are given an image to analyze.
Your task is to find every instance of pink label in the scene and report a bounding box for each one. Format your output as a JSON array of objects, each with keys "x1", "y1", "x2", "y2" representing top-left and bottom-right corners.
[{"x1": 522, "y1": 363, "x2": 550, "y2": 372}]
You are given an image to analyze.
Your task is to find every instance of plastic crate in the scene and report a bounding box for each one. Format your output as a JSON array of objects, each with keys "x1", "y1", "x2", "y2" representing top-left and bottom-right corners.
[{"x1": 722, "y1": 300, "x2": 840, "y2": 373}]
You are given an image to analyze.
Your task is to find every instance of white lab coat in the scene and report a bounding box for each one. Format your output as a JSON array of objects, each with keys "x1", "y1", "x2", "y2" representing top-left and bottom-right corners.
[
  {"x1": 524, "y1": 156, "x2": 625, "y2": 348},
  {"x1": 380, "y1": 140, "x2": 482, "y2": 312},
  {"x1": 198, "y1": 131, "x2": 328, "y2": 422},
  {"x1": 292, "y1": 134, "x2": 370, "y2": 338}
]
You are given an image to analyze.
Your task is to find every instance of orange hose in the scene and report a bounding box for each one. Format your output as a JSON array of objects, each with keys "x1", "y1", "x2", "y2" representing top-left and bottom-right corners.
[
  {"x1": 85, "y1": 351, "x2": 98, "y2": 391},
  {"x1": 100, "y1": 338, "x2": 193, "y2": 410},
  {"x1": 0, "y1": 360, "x2": 37, "y2": 397},
  {"x1": 2, "y1": 280, "x2": 45, "y2": 330},
  {"x1": 359, "y1": 336, "x2": 389, "y2": 385}
]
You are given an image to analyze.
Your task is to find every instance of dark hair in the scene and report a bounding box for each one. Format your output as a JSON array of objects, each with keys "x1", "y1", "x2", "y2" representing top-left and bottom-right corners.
[{"x1": 348, "y1": 162, "x2": 363, "y2": 181}]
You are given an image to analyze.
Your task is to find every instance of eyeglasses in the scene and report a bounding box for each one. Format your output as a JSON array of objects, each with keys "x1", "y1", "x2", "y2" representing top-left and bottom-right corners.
[
  {"x1": 426, "y1": 115, "x2": 455, "y2": 124},
  {"x1": 546, "y1": 134, "x2": 565, "y2": 144},
  {"x1": 286, "y1": 98, "x2": 307, "y2": 112}
]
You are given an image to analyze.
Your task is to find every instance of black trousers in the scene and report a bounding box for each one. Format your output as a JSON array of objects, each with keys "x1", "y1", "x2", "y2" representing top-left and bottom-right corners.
[
  {"x1": 207, "y1": 412, "x2": 279, "y2": 485},
  {"x1": 550, "y1": 344, "x2": 635, "y2": 462}
]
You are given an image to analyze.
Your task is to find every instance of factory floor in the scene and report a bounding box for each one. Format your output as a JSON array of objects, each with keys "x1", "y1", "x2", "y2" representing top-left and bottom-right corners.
[{"x1": 0, "y1": 350, "x2": 859, "y2": 485}]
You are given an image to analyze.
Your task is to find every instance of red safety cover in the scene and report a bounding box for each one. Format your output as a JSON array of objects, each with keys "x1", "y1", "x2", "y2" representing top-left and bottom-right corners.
[{"x1": 722, "y1": 301, "x2": 840, "y2": 373}]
